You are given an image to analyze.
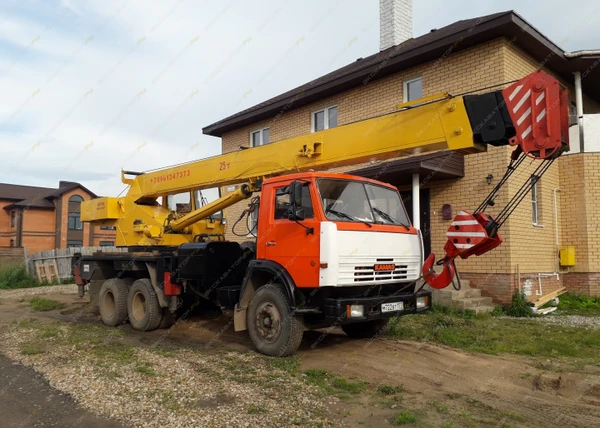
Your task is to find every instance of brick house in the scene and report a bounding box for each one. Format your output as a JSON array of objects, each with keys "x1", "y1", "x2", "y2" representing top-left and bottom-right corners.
[
  {"x1": 0, "y1": 181, "x2": 116, "y2": 253},
  {"x1": 203, "y1": 7, "x2": 600, "y2": 303}
]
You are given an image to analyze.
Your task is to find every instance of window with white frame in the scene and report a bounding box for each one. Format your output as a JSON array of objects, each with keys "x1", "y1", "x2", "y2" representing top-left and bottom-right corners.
[
  {"x1": 403, "y1": 76, "x2": 423, "y2": 102},
  {"x1": 531, "y1": 176, "x2": 540, "y2": 225},
  {"x1": 312, "y1": 105, "x2": 338, "y2": 132},
  {"x1": 251, "y1": 127, "x2": 270, "y2": 147}
]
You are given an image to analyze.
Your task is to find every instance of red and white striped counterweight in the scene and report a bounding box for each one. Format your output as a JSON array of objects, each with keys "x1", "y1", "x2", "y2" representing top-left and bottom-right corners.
[{"x1": 502, "y1": 71, "x2": 569, "y2": 160}]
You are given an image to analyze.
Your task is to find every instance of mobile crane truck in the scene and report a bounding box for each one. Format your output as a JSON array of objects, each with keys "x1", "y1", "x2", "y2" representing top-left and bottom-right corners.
[{"x1": 75, "y1": 71, "x2": 569, "y2": 356}]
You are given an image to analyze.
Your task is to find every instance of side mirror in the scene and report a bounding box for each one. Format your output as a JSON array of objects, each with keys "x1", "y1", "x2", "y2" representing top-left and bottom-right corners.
[
  {"x1": 288, "y1": 207, "x2": 305, "y2": 221},
  {"x1": 289, "y1": 181, "x2": 303, "y2": 208}
]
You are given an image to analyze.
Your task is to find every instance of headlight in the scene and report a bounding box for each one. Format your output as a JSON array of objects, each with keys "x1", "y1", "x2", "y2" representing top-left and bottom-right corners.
[
  {"x1": 416, "y1": 296, "x2": 429, "y2": 309},
  {"x1": 348, "y1": 305, "x2": 364, "y2": 318},
  {"x1": 221, "y1": 217, "x2": 227, "y2": 225}
]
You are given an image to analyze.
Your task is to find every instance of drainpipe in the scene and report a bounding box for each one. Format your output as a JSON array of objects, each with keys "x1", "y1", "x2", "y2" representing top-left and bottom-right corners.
[
  {"x1": 412, "y1": 173, "x2": 420, "y2": 230},
  {"x1": 574, "y1": 71, "x2": 585, "y2": 153},
  {"x1": 553, "y1": 188, "x2": 561, "y2": 248}
]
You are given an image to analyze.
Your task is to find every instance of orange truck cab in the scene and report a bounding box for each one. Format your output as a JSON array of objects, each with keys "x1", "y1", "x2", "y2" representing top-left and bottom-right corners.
[{"x1": 230, "y1": 172, "x2": 431, "y2": 353}]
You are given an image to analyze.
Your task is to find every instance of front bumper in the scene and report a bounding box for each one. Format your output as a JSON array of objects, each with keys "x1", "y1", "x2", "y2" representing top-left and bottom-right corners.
[{"x1": 324, "y1": 290, "x2": 432, "y2": 324}]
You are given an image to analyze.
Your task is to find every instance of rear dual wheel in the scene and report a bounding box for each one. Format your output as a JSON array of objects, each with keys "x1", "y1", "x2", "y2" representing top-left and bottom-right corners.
[
  {"x1": 99, "y1": 277, "x2": 177, "y2": 331},
  {"x1": 127, "y1": 278, "x2": 162, "y2": 332},
  {"x1": 99, "y1": 278, "x2": 131, "y2": 327}
]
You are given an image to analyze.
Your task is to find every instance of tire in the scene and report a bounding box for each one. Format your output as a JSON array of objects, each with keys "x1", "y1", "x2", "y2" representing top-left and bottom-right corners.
[
  {"x1": 99, "y1": 278, "x2": 129, "y2": 327},
  {"x1": 158, "y1": 308, "x2": 176, "y2": 329},
  {"x1": 127, "y1": 278, "x2": 162, "y2": 332},
  {"x1": 341, "y1": 319, "x2": 389, "y2": 339},
  {"x1": 247, "y1": 284, "x2": 304, "y2": 357}
]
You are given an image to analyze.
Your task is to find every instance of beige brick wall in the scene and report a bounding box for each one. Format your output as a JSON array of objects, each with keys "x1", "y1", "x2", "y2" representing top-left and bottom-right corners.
[{"x1": 217, "y1": 37, "x2": 600, "y2": 283}]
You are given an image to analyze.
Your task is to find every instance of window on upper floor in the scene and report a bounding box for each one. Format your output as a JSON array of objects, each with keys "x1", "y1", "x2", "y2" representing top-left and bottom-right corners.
[
  {"x1": 251, "y1": 127, "x2": 270, "y2": 147},
  {"x1": 403, "y1": 76, "x2": 423, "y2": 102},
  {"x1": 10, "y1": 210, "x2": 16, "y2": 228},
  {"x1": 9, "y1": 239, "x2": 14, "y2": 247},
  {"x1": 312, "y1": 105, "x2": 337, "y2": 132},
  {"x1": 68, "y1": 195, "x2": 84, "y2": 230}
]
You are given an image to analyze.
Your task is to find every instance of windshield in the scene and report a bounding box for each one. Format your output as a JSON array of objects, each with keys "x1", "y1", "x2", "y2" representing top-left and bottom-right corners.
[{"x1": 317, "y1": 179, "x2": 410, "y2": 226}]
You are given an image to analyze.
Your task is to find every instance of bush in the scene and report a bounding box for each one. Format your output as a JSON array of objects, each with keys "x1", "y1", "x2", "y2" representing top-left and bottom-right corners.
[
  {"x1": 503, "y1": 291, "x2": 535, "y2": 317},
  {"x1": 0, "y1": 264, "x2": 41, "y2": 289}
]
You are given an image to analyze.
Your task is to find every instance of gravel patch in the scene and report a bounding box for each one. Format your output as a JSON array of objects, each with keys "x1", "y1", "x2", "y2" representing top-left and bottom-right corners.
[
  {"x1": 0, "y1": 284, "x2": 76, "y2": 299},
  {"x1": 501, "y1": 314, "x2": 600, "y2": 329},
  {"x1": 0, "y1": 320, "x2": 335, "y2": 427}
]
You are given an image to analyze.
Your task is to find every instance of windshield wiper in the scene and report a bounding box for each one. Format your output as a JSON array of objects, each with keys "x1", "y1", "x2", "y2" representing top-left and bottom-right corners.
[
  {"x1": 326, "y1": 208, "x2": 372, "y2": 228},
  {"x1": 372, "y1": 207, "x2": 410, "y2": 230}
]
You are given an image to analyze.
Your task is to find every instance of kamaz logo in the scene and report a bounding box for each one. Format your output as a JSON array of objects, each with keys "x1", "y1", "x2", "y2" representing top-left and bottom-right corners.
[{"x1": 374, "y1": 264, "x2": 395, "y2": 272}]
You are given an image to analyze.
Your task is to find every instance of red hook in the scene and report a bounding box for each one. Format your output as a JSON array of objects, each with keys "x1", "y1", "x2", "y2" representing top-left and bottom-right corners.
[{"x1": 422, "y1": 253, "x2": 456, "y2": 289}]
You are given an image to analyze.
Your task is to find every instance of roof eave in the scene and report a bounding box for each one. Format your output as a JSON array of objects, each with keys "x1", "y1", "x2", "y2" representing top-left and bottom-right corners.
[{"x1": 203, "y1": 11, "x2": 600, "y2": 138}]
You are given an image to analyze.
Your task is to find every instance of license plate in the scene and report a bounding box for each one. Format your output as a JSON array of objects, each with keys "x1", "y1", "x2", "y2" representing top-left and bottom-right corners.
[{"x1": 381, "y1": 302, "x2": 403, "y2": 313}]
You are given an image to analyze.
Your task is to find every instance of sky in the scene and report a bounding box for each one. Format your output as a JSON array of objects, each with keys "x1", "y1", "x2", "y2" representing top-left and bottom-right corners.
[{"x1": 0, "y1": 0, "x2": 598, "y2": 196}]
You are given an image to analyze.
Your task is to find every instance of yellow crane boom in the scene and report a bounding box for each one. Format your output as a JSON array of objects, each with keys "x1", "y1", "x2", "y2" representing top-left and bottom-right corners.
[{"x1": 81, "y1": 70, "x2": 567, "y2": 247}]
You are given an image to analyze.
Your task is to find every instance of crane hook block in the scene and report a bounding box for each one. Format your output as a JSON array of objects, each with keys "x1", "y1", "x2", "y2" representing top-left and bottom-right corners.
[{"x1": 423, "y1": 211, "x2": 503, "y2": 289}]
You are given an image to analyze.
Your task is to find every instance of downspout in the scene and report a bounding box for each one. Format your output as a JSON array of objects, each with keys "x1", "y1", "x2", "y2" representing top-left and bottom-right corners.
[
  {"x1": 554, "y1": 188, "x2": 561, "y2": 269},
  {"x1": 573, "y1": 71, "x2": 585, "y2": 153}
]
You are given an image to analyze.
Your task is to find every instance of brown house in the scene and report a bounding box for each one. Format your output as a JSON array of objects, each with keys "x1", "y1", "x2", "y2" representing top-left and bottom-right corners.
[
  {"x1": 0, "y1": 181, "x2": 116, "y2": 253},
  {"x1": 203, "y1": 6, "x2": 600, "y2": 303}
]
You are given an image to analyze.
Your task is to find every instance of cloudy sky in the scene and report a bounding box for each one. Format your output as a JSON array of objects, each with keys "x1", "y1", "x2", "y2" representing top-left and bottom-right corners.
[{"x1": 1, "y1": 0, "x2": 598, "y2": 196}]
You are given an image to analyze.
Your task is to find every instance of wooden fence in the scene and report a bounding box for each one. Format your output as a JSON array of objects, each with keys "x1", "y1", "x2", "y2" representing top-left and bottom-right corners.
[{"x1": 26, "y1": 246, "x2": 128, "y2": 281}]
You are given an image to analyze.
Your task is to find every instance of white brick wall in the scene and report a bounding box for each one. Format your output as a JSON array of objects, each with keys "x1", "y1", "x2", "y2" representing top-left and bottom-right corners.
[{"x1": 380, "y1": 0, "x2": 412, "y2": 51}]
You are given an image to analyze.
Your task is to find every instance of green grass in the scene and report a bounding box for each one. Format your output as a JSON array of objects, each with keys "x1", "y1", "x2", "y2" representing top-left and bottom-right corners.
[
  {"x1": 247, "y1": 404, "x2": 268, "y2": 414},
  {"x1": 387, "y1": 307, "x2": 600, "y2": 364},
  {"x1": 29, "y1": 297, "x2": 64, "y2": 312},
  {"x1": 21, "y1": 345, "x2": 44, "y2": 355},
  {"x1": 0, "y1": 264, "x2": 73, "y2": 289},
  {"x1": 0, "y1": 264, "x2": 40, "y2": 289},
  {"x1": 303, "y1": 369, "x2": 368, "y2": 398},
  {"x1": 377, "y1": 384, "x2": 404, "y2": 395},
  {"x1": 135, "y1": 364, "x2": 156, "y2": 376},
  {"x1": 266, "y1": 355, "x2": 300, "y2": 373},
  {"x1": 391, "y1": 411, "x2": 417, "y2": 425},
  {"x1": 555, "y1": 293, "x2": 600, "y2": 316}
]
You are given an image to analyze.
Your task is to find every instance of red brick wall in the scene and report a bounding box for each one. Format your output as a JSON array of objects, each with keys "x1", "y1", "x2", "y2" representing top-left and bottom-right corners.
[{"x1": 0, "y1": 200, "x2": 17, "y2": 247}]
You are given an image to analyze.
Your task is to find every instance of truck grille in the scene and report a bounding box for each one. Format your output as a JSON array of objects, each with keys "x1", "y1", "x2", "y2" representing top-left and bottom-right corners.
[
  {"x1": 354, "y1": 265, "x2": 409, "y2": 282},
  {"x1": 337, "y1": 256, "x2": 420, "y2": 285}
]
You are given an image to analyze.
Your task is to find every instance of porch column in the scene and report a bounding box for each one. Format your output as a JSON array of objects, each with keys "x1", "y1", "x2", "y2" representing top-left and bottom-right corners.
[
  {"x1": 574, "y1": 71, "x2": 584, "y2": 152},
  {"x1": 412, "y1": 173, "x2": 420, "y2": 230}
]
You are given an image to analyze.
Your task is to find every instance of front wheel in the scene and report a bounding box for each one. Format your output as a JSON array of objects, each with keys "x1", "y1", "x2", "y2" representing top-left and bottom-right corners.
[
  {"x1": 247, "y1": 284, "x2": 304, "y2": 357},
  {"x1": 341, "y1": 319, "x2": 388, "y2": 339}
]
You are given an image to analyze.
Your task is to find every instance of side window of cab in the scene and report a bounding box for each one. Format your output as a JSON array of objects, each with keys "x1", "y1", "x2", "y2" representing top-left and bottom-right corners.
[{"x1": 274, "y1": 183, "x2": 314, "y2": 220}]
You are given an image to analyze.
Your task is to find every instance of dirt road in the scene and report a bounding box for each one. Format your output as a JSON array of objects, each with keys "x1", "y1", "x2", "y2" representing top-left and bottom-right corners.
[
  {"x1": 0, "y1": 354, "x2": 123, "y2": 428},
  {"x1": 1, "y1": 286, "x2": 600, "y2": 427}
]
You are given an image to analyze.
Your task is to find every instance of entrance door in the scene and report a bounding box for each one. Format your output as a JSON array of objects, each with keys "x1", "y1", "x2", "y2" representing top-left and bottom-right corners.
[{"x1": 400, "y1": 188, "x2": 431, "y2": 258}]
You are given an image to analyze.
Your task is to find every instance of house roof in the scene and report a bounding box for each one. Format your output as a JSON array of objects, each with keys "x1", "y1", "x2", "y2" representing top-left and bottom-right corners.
[
  {"x1": 0, "y1": 181, "x2": 98, "y2": 210},
  {"x1": 203, "y1": 10, "x2": 600, "y2": 137}
]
